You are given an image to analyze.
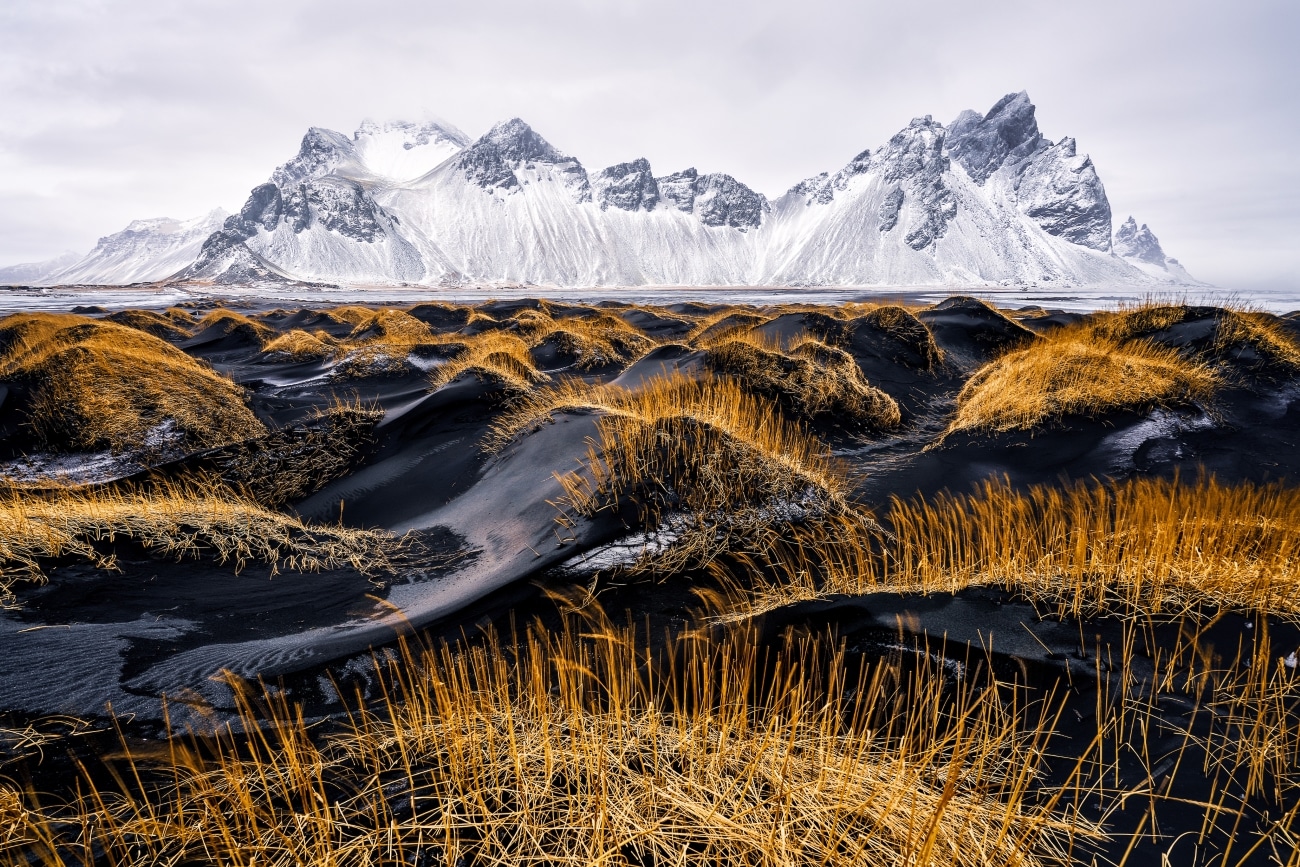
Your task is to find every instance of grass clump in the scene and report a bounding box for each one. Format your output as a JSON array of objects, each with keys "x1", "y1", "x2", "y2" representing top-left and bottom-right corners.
[
  {"x1": 261, "y1": 329, "x2": 336, "y2": 360},
  {"x1": 856, "y1": 305, "x2": 945, "y2": 369},
  {"x1": 429, "y1": 331, "x2": 547, "y2": 392},
  {"x1": 705, "y1": 474, "x2": 1300, "y2": 623},
  {"x1": 686, "y1": 309, "x2": 771, "y2": 344},
  {"x1": 497, "y1": 373, "x2": 870, "y2": 576},
  {"x1": 704, "y1": 332, "x2": 901, "y2": 430},
  {"x1": 329, "y1": 309, "x2": 440, "y2": 377},
  {"x1": 0, "y1": 313, "x2": 265, "y2": 453},
  {"x1": 0, "y1": 479, "x2": 397, "y2": 607},
  {"x1": 9, "y1": 614, "x2": 1097, "y2": 867},
  {"x1": 943, "y1": 325, "x2": 1217, "y2": 438},
  {"x1": 1092, "y1": 302, "x2": 1300, "y2": 377},
  {"x1": 193, "y1": 309, "x2": 275, "y2": 343},
  {"x1": 186, "y1": 399, "x2": 384, "y2": 508},
  {"x1": 103, "y1": 309, "x2": 190, "y2": 341},
  {"x1": 514, "y1": 308, "x2": 656, "y2": 370}
]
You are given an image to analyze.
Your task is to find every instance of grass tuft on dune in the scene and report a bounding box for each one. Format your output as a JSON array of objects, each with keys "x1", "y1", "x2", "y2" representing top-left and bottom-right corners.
[
  {"x1": 0, "y1": 478, "x2": 397, "y2": 607},
  {"x1": 261, "y1": 328, "x2": 336, "y2": 360},
  {"x1": 943, "y1": 325, "x2": 1217, "y2": 438},
  {"x1": 429, "y1": 331, "x2": 548, "y2": 392},
  {"x1": 495, "y1": 373, "x2": 870, "y2": 575},
  {"x1": 0, "y1": 313, "x2": 266, "y2": 453},
  {"x1": 193, "y1": 309, "x2": 276, "y2": 343},
  {"x1": 704, "y1": 331, "x2": 901, "y2": 430}
]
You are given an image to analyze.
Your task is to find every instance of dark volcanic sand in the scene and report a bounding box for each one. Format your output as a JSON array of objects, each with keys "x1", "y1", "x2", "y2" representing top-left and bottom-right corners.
[
  {"x1": 2, "y1": 295, "x2": 1299, "y2": 865},
  {"x1": 2, "y1": 296, "x2": 1298, "y2": 718}
]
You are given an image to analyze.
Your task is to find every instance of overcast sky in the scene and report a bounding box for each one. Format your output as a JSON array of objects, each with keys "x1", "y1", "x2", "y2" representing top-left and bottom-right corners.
[{"x1": 1, "y1": 0, "x2": 1295, "y2": 291}]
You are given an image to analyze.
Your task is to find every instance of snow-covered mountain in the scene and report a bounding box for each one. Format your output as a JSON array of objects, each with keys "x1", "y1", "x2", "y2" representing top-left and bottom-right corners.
[
  {"x1": 0, "y1": 210, "x2": 228, "y2": 286},
  {"x1": 1113, "y1": 216, "x2": 1199, "y2": 284},
  {"x1": 3, "y1": 95, "x2": 1202, "y2": 288}
]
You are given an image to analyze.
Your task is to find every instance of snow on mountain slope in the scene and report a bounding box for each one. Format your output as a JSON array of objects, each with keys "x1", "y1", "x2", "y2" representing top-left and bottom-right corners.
[
  {"x1": 0, "y1": 251, "x2": 81, "y2": 286},
  {"x1": 3, "y1": 95, "x2": 1202, "y2": 289},
  {"x1": 0, "y1": 210, "x2": 228, "y2": 286},
  {"x1": 352, "y1": 119, "x2": 470, "y2": 182},
  {"x1": 377, "y1": 119, "x2": 765, "y2": 285}
]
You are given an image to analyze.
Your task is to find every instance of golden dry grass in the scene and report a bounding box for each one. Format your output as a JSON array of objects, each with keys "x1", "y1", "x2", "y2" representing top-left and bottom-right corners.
[
  {"x1": 327, "y1": 309, "x2": 440, "y2": 376},
  {"x1": 429, "y1": 331, "x2": 547, "y2": 392},
  {"x1": 0, "y1": 313, "x2": 266, "y2": 453},
  {"x1": 193, "y1": 309, "x2": 276, "y2": 343},
  {"x1": 494, "y1": 373, "x2": 869, "y2": 576},
  {"x1": 163, "y1": 307, "x2": 196, "y2": 326},
  {"x1": 857, "y1": 305, "x2": 945, "y2": 369},
  {"x1": 703, "y1": 331, "x2": 901, "y2": 430},
  {"x1": 882, "y1": 474, "x2": 1300, "y2": 617},
  {"x1": 685, "y1": 309, "x2": 772, "y2": 344},
  {"x1": 702, "y1": 474, "x2": 1300, "y2": 623},
  {"x1": 1087, "y1": 302, "x2": 1300, "y2": 376},
  {"x1": 8, "y1": 614, "x2": 1099, "y2": 867},
  {"x1": 512, "y1": 308, "x2": 657, "y2": 370},
  {"x1": 0, "y1": 478, "x2": 397, "y2": 607},
  {"x1": 261, "y1": 328, "x2": 337, "y2": 360},
  {"x1": 103, "y1": 309, "x2": 190, "y2": 341},
  {"x1": 345, "y1": 308, "x2": 436, "y2": 345},
  {"x1": 197, "y1": 399, "x2": 384, "y2": 508},
  {"x1": 943, "y1": 325, "x2": 1218, "y2": 438}
]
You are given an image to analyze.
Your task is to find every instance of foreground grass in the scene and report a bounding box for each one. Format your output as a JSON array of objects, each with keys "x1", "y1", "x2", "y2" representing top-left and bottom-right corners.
[{"x1": 7, "y1": 615, "x2": 1098, "y2": 867}]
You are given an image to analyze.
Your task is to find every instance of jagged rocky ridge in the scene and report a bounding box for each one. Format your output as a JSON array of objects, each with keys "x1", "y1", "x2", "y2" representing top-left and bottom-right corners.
[{"x1": 3, "y1": 94, "x2": 1200, "y2": 288}]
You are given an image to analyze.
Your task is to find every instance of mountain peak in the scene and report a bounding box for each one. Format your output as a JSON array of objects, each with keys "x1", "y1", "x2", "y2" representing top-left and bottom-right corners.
[
  {"x1": 456, "y1": 118, "x2": 586, "y2": 196},
  {"x1": 354, "y1": 117, "x2": 470, "y2": 147},
  {"x1": 1114, "y1": 215, "x2": 1168, "y2": 265},
  {"x1": 947, "y1": 91, "x2": 1044, "y2": 184},
  {"x1": 474, "y1": 118, "x2": 569, "y2": 164},
  {"x1": 352, "y1": 118, "x2": 469, "y2": 181},
  {"x1": 271, "y1": 127, "x2": 357, "y2": 188}
]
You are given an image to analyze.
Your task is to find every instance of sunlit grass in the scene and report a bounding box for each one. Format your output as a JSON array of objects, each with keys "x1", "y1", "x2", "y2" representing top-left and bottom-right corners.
[
  {"x1": 943, "y1": 326, "x2": 1217, "y2": 438},
  {"x1": 8, "y1": 611, "x2": 1101, "y2": 867},
  {"x1": 0, "y1": 478, "x2": 397, "y2": 607},
  {"x1": 0, "y1": 313, "x2": 265, "y2": 453},
  {"x1": 429, "y1": 330, "x2": 548, "y2": 392},
  {"x1": 702, "y1": 474, "x2": 1300, "y2": 622},
  {"x1": 702, "y1": 330, "x2": 901, "y2": 430}
]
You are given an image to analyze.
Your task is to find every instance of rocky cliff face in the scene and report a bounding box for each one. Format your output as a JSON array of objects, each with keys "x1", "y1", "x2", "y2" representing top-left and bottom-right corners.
[
  {"x1": 946, "y1": 91, "x2": 1044, "y2": 185},
  {"x1": 658, "y1": 169, "x2": 766, "y2": 230},
  {"x1": 591, "y1": 159, "x2": 660, "y2": 212},
  {"x1": 456, "y1": 118, "x2": 591, "y2": 202}
]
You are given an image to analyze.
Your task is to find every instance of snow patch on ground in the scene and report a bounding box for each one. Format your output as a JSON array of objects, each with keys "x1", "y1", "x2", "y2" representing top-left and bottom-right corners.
[{"x1": 0, "y1": 421, "x2": 184, "y2": 485}]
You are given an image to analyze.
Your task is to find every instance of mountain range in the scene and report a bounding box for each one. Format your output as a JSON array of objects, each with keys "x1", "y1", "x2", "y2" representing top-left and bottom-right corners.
[{"x1": 0, "y1": 94, "x2": 1199, "y2": 289}]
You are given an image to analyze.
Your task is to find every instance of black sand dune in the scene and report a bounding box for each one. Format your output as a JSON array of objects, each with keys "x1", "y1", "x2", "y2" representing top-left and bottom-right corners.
[
  {"x1": 3, "y1": 295, "x2": 1300, "y2": 865},
  {"x1": 1, "y1": 297, "x2": 1297, "y2": 719}
]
